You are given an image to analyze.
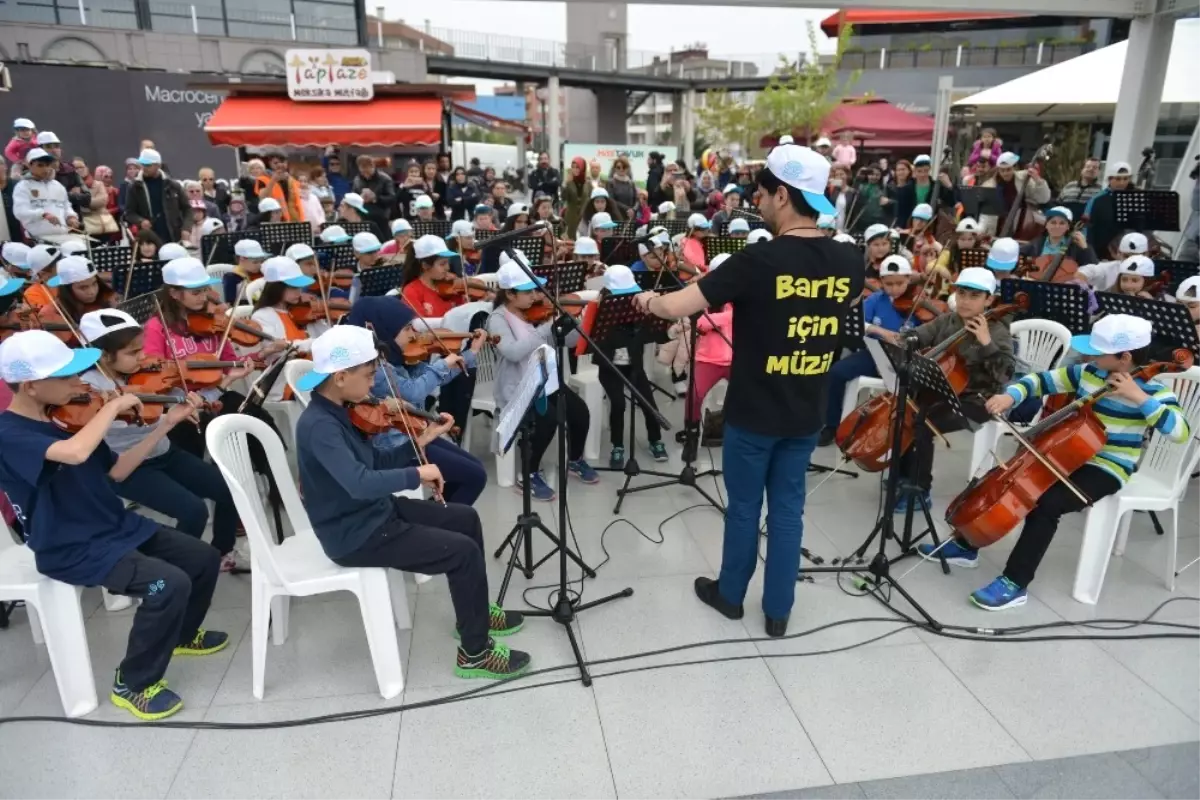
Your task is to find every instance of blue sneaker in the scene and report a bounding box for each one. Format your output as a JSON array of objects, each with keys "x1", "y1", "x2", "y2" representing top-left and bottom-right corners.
[
  {"x1": 519, "y1": 472, "x2": 556, "y2": 502},
  {"x1": 567, "y1": 459, "x2": 600, "y2": 484},
  {"x1": 917, "y1": 539, "x2": 979, "y2": 568},
  {"x1": 893, "y1": 491, "x2": 932, "y2": 515},
  {"x1": 648, "y1": 440, "x2": 669, "y2": 462},
  {"x1": 970, "y1": 576, "x2": 1028, "y2": 611},
  {"x1": 609, "y1": 445, "x2": 625, "y2": 470},
  {"x1": 110, "y1": 672, "x2": 183, "y2": 721}
]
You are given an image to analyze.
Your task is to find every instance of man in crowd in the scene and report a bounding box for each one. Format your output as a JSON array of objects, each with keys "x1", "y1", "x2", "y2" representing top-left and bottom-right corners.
[
  {"x1": 117, "y1": 158, "x2": 140, "y2": 212},
  {"x1": 529, "y1": 152, "x2": 561, "y2": 201},
  {"x1": 352, "y1": 155, "x2": 395, "y2": 237},
  {"x1": 198, "y1": 167, "x2": 230, "y2": 217},
  {"x1": 123, "y1": 148, "x2": 191, "y2": 243},
  {"x1": 254, "y1": 153, "x2": 304, "y2": 222},
  {"x1": 321, "y1": 148, "x2": 351, "y2": 205},
  {"x1": 1058, "y1": 157, "x2": 1104, "y2": 205},
  {"x1": 35, "y1": 132, "x2": 90, "y2": 218},
  {"x1": 1085, "y1": 160, "x2": 1138, "y2": 255}
]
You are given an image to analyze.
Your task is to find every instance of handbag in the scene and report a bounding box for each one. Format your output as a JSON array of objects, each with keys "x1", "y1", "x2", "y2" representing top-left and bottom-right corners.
[{"x1": 84, "y1": 210, "x2": 118, "y2": 236}]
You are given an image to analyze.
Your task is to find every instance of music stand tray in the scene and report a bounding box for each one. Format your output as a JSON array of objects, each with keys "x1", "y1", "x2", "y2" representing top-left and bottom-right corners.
[
  {"x1": 253, "y1": 222, "x2": 312, "y2": 255},
  {"x1": 315, "y1": 243, "x2": 357, "y2": 272},
  {"x1": 111, "y1": 261, "x2": 165, "y2": 299},
  {"x1": 117, "y1": 291, "x2": 162, "y2": 325},
  {"x1": 473, "y1": 229, "x2": 499, "y2": 244},
  {"x1": 656, "y1": 219, "x2": 688, "y2": 237},
  {"x1": 358, "y1": 265, "x2": 405, "y2": 297},
  {"x1": 1114, "y1": 190, "x2": 1181, "y2": 232},
  {"x1": 325, "y1": 221, "x2": 372, "y2": 235},
  {"x1": 999, "y1": 278, "x2": 1091, "y2": 335},
  {"x1": 957, "y1": 248, "x2": 990, "y2": 270},
  {"x1": 509, "y1": 237, "x2": 546, "y2": 268},
  {"x1": 703, "y1": 236, "x2": 747, "y2": 263},
  {"x1": 532, "y1": 260, "x2": 588, "y2": 296},
  {"x1": 202, "y1": 230, "x2": 253, "y2": 265},
  {"x1": 601, "y1": 236, "x2": 638, "y2": 266},
  {"x1": 414, "y1": 220, "x2": 450, "y2": 238},
  {"x1": 90, "y1": 245, "x2": 133, "y2": 276},
  {"x1": 1095, "y1": 291, "x2": 1200, "y2": 360}
]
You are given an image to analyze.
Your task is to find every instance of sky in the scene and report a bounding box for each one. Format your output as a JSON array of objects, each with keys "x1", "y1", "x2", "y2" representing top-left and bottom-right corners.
[{"x1": 379, "y1": 1, "x2": 838, "y2": 91}]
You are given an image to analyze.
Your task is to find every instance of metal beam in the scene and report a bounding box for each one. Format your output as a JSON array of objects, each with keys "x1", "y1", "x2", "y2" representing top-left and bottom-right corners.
[
  {"x1": 627, "y1": 91, "x2": 654, "y2": 120},
  {"x1": 426, "y1": 56, "x2": 692, "y2": 92},
  {"x1": 498, "y1": 0, "x2": 1149, "y2": 16}
]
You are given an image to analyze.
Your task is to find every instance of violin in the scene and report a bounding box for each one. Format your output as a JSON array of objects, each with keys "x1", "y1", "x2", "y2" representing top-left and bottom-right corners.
[
  {"x1": 401, "y1": 329, "x2": 500, "y2": 365},
  {"x1": 129, "y1": 355, "x2": 263, "y2": 392},
  {"x1": 329, "y1": 269, "x2": 356, "y2": 290},
  {"x1": 892, "y1": 284, "x2": 949, "y2": 324},
  {"x1": 945, "y1": 349, "x2": 1194, "y2": 548},
  {"x1": 289, "y1": 295, "x2": 351, "y2": 326},
  {"x1": 186, "y1": 303, "x2": 274, "y2": 347},
  {"x1": 347, "y1": 398, "x2": 460, "y2": 440},
  {"x1": 433, "y1": 277, "x2": 492, "y2": 302},
  {"x1": 49, "y1": 390, "x2": 209, "y2": 432},
  {"x1": 0, "y1": 305, "x2": 76, "y2": 343},
  {"x1": 520, "y1": 294, "x2": 589, "y2": 324},
  {"x1": 836, "y1": 294, "x2": 1031, "y2": 472}
]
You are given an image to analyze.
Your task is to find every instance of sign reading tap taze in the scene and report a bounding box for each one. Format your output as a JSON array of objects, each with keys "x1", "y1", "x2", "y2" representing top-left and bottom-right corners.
[{"x1": 286, "y1": 49, "x2": 373, "y2": 101}]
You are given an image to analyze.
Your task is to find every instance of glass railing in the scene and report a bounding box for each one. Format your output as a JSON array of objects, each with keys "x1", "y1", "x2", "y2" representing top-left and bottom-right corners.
[{"x1": 838, "y1": 42, "x2": 1097, "y2": 71}]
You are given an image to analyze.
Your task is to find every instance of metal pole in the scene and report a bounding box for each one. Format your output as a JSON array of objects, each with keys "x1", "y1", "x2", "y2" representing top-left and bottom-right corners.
[
  {"x1": 78, "y1": 0, "x2": 87, "y2": 25},
  {"x1": 190, "y1": 4, "x2": 198, "y2": 34}
]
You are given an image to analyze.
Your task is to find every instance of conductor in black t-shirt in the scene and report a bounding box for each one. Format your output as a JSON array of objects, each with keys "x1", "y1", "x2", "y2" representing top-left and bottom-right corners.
[{"x1": 636, "y1": 144, "x2": 864, "y2": 637}]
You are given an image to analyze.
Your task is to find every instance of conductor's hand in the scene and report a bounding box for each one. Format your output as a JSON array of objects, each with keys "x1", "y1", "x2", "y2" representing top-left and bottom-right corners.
[
  {"x1": 634, "y1": 291, "x2": 658, "y2": 313},
  {"x1": 964, "y1": 315, "x2": 991, "y2": 346},
  {"x1": 985, "y1": 393, "x2": 1015, "y2": 416},
  {"x1": 417, "y1": 463, "x2": 445, "y2": 496}
]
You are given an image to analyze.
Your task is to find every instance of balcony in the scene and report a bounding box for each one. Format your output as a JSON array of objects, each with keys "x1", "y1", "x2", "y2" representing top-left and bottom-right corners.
[{"x1": 838, "y1": 41, "x2": 1096, "y2": 71}]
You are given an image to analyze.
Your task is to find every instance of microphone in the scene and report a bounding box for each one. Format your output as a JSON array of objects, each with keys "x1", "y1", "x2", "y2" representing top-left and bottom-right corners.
[{"x1": 477, "y1": 221, "x2": 550, "y2": 250}]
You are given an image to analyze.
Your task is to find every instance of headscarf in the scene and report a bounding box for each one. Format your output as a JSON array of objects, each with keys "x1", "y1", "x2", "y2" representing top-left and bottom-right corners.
[
  {"x1": 94, "y1": 165, "x2": 113, "y2": 184},
  {"x1": 344, "y1": 295, "x2": 415, "y2": 366},
  {"x1": 570, "y1": 156, "x2": 587, "y2": 185}
]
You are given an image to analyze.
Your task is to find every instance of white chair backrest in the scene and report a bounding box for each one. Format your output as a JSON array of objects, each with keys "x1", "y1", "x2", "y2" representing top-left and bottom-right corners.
[
  {"x1": 231, "y1": 304, "x2": 254, "y2": 320},
  {"x1": 284, "y1": 360, "x2": 316, "y2": 407},
  {"x1": 385, "y1": 288, "x2": 400, "y2": 297},
  {"x1": 1011, "y1": 318, "x2": 1071, "y2": 372},
  {"x1": 410, "y1": 316, "x2": 444, "y2": 332},
  {"x1": 442, "y1": 301, "x2": 491, "y2": 333},
  {"x1": 206, "y1": 414, "x2": 310, "y2": 587},
  {"x1": 206, "y1": 263, "x2": 236, "y2": 280},
  {"x1": 1138, "y1": 366, "x2": 1200, "y2": 489},
  {"x1": 474, "y1": 342, "x2": 497, "y2": 386}
]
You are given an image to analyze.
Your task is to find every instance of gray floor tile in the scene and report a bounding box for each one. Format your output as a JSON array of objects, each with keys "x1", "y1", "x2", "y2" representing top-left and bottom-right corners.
[
  {"x1": 1118, "y1": 743, "x2": 1200, "y2": 799},
  {"x1": 593, "y1": 660, "x2": 832, "y2": 799},
  {"x1": 0, "y1": 607, "x2": 50, "y2": 715},
  {"x1": 858, "y1": 766, "x2": 1016, "y2": 799},
  {"x1": 993, "y1": 752, "x2": 1165, "y2": 799},
  {"x1": 736, "y1": 784, "x2": 867, "y2": 800},
  {"x1": 168, "y1": 694, "x2": 402, "y2": 799},
  {"x1": 394, "y1": 683, "x2": 614, "y2": 799},
  {"x1": 1096, "y1": 632, "x2": 1200, "y2": 723}
]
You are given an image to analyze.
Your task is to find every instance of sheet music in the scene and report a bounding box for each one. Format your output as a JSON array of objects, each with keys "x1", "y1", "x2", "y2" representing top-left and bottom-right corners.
[
  {"x1": 496, "y1": 344, "x2": 558, "y2": 454},
  {"x1": 864, "y1": 337, "x2": 899, "y2": 389}
]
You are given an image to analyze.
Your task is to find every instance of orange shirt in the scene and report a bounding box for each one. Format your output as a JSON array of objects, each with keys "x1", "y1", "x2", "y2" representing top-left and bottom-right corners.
[
  {"x1": 402, "y1": 279, "x2": 462, "y2": 319},
  {"x1": 22, "y1": 283, "x2": 55, "y2": 311}
]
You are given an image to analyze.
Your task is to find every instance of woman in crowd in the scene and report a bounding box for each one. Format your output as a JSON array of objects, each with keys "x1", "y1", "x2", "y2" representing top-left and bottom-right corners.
[
  {"x1": 446, "y1": 167, "x2": 480, "y2": 222},
  {"x1": 606, "y1": 157, "x2": 637, "y2": 220}
]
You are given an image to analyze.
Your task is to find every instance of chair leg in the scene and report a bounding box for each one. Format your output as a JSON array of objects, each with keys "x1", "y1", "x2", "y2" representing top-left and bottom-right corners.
[
  {"x1": 969, "y1": 423, "x2": 1001, "y2": 477},
  {"x1": 356, "y1": 573, "x2": 405, "y2": 700},
  {"x1": 251, "y1": 576, "x2": 271, "y2": 700},
  {"x1": 580, "y1": 380, "x2": 603, "y2": 462},
  {"x1": 27, "y1": 601, "x2": 44, "y2": 645},
  {"x1": 1112, "y1": 511, "x2": 1134, "y2": 556},
  {"x1": 386, "y1": 570, "x2": 413, "y2": 631},
  {"x1": 34, "y1": 582, "x2": 98, "y2": 718},
  {"x1": 270, "y1": 595, "x2": 290, "y2": 646},
  {"x1": 1166, "y1": 507, "x2": 1179, "y2": 592},
  {"x1": 1072, "y1": 498, "x2": 1122, "y2": 605},
  {"x1": 496, "y1": 445, "x2": 515, "y2": 489}
]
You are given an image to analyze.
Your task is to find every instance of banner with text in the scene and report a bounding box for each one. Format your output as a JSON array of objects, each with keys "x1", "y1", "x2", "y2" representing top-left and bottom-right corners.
[{"x1": 562, "y1": 144, "x2": 679, "y2": 187}]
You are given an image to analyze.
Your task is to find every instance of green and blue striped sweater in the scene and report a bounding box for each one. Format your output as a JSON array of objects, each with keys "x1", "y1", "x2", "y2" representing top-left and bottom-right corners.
[{"x1": 1004, "y1": 363, "x2": 1192, "y2": 484}]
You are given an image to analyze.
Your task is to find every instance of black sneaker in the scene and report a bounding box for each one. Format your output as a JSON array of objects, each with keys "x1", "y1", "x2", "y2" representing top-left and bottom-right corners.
[
  {"x1": 818, "y1": 427, "x2": 837, "y2": 448},
  {"x1": 694, "y1": 576, "x2": 744, "y2": 620},
  {"x1": 458, "y1": 603, "x2": 525, "y2": 638},
  {"x1": 455, "y1": 639, "x2": 532, "y2": 679}
]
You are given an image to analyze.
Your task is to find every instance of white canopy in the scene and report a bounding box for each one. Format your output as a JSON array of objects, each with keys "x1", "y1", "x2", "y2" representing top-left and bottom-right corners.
[{"x1": 953, "y1": 19, "x2": 1200, "y2": 121}]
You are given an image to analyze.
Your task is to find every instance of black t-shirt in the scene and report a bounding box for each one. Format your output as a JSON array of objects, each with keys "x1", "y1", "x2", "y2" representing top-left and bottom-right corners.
[{"x1": 698, "y1": 235, "x2": 864, "y2": 437}]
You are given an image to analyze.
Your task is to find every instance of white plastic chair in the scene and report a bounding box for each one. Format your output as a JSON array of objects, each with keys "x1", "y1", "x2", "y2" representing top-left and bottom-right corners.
[
  {"x1": 841, "y1": 375, "x2": 886, "y2": 424},
  {"x1": 567, "y1": 353, "x2": 603, "y2": 462},
  {"x1": 0, "y1": 528, "x2": 98, "y2": 717},
  {"x1": 206, "y1": 263, "x2": 236, "y2": 282},
  {"x1": 1072, "y1": 367, "x2": 1200, "y2": 603},
  {"x1": 969, "y1": 319, "x2": 1072, "y2": 476},
  {"x1": 442, "y1": 301, "x2": 491, "y2": 333},
  {"x1": 462, "y1": 343, "x2": 516, "y2": 488},
  {"x1": 205, "y1": 415, "x2": 409, "y2": 700}
]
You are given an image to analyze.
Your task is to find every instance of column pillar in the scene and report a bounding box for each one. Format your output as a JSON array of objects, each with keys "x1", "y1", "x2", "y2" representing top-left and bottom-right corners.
[
  {"x1": 548, "y1": 73, "x2": 561, "y2": 171},
  {"x1": 681, "y1": 88, "x2": 696, "y2": 171},
  {"x1": 1107, "y1": 15, "x2": 1173, "y2": 169},
  {"x1": 670, "y1": 91, "x2": 684, "y2": 148}
]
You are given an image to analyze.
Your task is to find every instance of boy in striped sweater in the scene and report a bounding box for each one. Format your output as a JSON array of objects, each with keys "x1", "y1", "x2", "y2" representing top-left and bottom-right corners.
[{"x1": 920, "y1": 314, "x2": 1192, "y2": 610}]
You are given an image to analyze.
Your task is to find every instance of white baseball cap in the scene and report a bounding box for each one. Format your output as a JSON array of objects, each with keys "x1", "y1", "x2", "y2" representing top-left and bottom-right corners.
[
  {"x1": 986, "y1": 238, "x2": 1020, "y2": 271},
  {"x1": 864, "y1": 223, "x2": 891, "y2": 243},
  {"x1": 817, "y1": 214, "x2": 837, "y2": 230},
  {"x1": 911, "y1": 203, "x2": 934, "y2": 221},
  {"x1": 496, "y1": 260, "x2": 546, "y2": 292},
  {"x1": 13, "y1": 118, "x2": 34, "y2": 130},
  {"x1": 1045, "y1": 206, "x2": 1073, "y2": 223},
  {"x1": 591, "y1": 211, "x2": 619, "y2": 230},
  {"x1": 657, "y1": 201, "x2": 676, "y2": 215},
  {"x1": 258, "y1": 197, "x2": 282, "y2": 214},
  {"x1": 506, "y1": 203, "x2": 529, "y2": 219},
  {"x1": 413, "y1": 194, "x2": 434, "y2": 210},
  {"x1": 158, "y1": 243, "x2": 189, "y2": 261},
  {"x1": 1119, "y1": 232, "x2": 1149, "y2": 255},
  {"x1": 352, "y1": 232, "x2": 383, "y2": 255},
  {"x1": 199, "y1": 218, "x2": 225, "y2": 236},
  {"x1": 833, "y1": 232, "x2": 856, "y2": 245},
  {"x1": 765, "y1": 144, "x2": 836, "y2": 216},
  {"x1": 0, "y1": 274, "x2": 25, "y2": 297},
  {"x1": 162, "y1": 257, "x2": 220, "y2": 289},
  {"x1": 262, "y1": 256, "x2": 314, "y2": 288},
  {"x1": 2, "y1": 242, "x2": 31, "y2": 269},
  {"x1": 996, "y1": 152, "x2": 1020, "y2": 168},
  {"x1": 409, "y1": 234, "x2": 452, "y2": 260},
  {"x1": 24, "y1": 244, "x2": 59, "y2": 275},
  {"x1": 603, "y1": 265, "x2": 640, "y2": 296},
  {"x1": 1106, "y1": 161, "x2": 1132, "y2": 178},
  {"x1": 0, "y1": 329, "x2": 101, "y2": 383},
  {"x1": 590, "y1": 187, "x2": 609, "y2": 200},
  {"x1": 25, "y1": 147, "x2": 53, "y2": 164},
  {"x1": 498, "y1": 250, "x2": 532, "y2": 269},
  {"x1": 1119, "y1": 254, "x2": 1155, "y2": 278},
  {"x1": 709, "y1": 253, "x2": 732, "y2": 270},
  {"x1": 880, "y1": 254, "x2": 913, "y2": 276},
  {"x1": 137, "y1": 148, "x2": 161, "y2": 166},
  {"x1": 391, "y1": 218, "x2": 414, "y2": 235},
  {"x1": 686, "y1": 213, "x2": 711, "y2": 231},
  {"x1": 59, "y1": 240, "x2": 88, "y2": 257},
  {"x1": 341, "y1": 193, "x2": 368, "y2": 214},
  {"x1": 728, "y1": 218, "x2": 750, "y2": 234},
  {"x1": 450, "y1": 219, "x2": 474, "y2": 238},
  {"x1": 813, "y1": 137, "x2": 831, "y2": 149},
  {"x1": 285, "y1": 243, "x2": 316, "y2": 262},
  {"x1": 35, "y1": 131, "x2": 60, "y2": 146},
  {"x1": 1070, "y1": 314, "x2": 1152, "y2": 356},
  {"x1": 956, "y1": 217, "x2": 980, "y2": 234},
  {"x1": 46, "y1": 255, "x2": 97, "y2": 288},
  {"x1": 295, "y1": 324, "x2": 380, "y2": 392},
  {"x1": 79, "y1": 308, "x2": 140, "y2": 344},
  {"x1": 778, "y1": 135, "x2": 795, "y2": 145},
  {"x1": 913, "y1": 154, "x2": 932, "y2": 166},
  {"x1": 953, "y1": 267, "x2": 997, "y2": 294},
  {"x1": 574, "y1": 236, "x2": 599, "y2": 256},
  {"x1": 747, "y1": 229, "x2": 773, "y2": 244},
  {"x1": 234, "y1": 239, "x2": 268, "y2": 260},
  {"x1": 637, "y1": 232, "x2": 671, "y2": 258},
  {"x1": 320, "y1": 225, "x2": 351, "y2": 244},
  {"x1": 1176, "y1": 276, "x2": 1200, "y2": 302},
  {"x1": 723, "y1": 183, "x2": 740, "y2": 194}
]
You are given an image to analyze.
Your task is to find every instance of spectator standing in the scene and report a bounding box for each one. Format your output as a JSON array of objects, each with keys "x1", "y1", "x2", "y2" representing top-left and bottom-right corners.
[
  {"x1": 1057, "y1": 157, "x2": 1105, "y2": 205},
  {"x1": 351, "y1": 155, "x2": 397, "y2": 229},
  {"x1": 606, "y1": 157, "x2": 637, "y2": 220},
  {"x1": 123, "y1": 148, "x2": 190, "y2": 243},
  {"x1": 529, "y1": 151, "x2": 561, "y2": 201},
  {"x1": 254, "y1": 154, "x2": 305, "y2": 222},
  {"x1": 199, "y1": 167, "x2": 230, "y2": 217},
  {"x1": 445, "y1": 167, "x2": 480, "y2": 222}
]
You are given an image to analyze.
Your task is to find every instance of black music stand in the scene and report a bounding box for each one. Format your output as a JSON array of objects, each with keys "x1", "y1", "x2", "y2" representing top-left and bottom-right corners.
[
  {"x1": 473, "y1": 229, "x2": 499, "y2": 244},
  {"x1": 1114, "y1": 190, "x2": 1181, "y2": 232},
  {"x1": 315, "y1": 243, "x2": 357, "y2": 272},
  {"x1": 999, "y1": 278, "x2": 1091, "y2": 334},
  {"x1": 655, "y1": 219, "x2": 688, "y2": 237},
  {"x1": 201, "y1": 230, "x2": 252, "y2": 265},
  {"x1": 357, "y1": 265, "x2": 405, "y2": 297},
  {"x1": 730, "y1": 208, "x2": 765, "y2": 228},
  {"x1": 252, "y1": 222, "x2": 312, "y2": 255},
  {"x1": 90, "y1": 245, "x2": 133, "y2": 276},
  {"x1": 413, "y1": 220, "x2": 450, "y2": 238},
  {"x1": 804, "y1": 339, "x2": 952, "y2": 627},
  {"x1": 117, "y1": 291, "x2": 162, "y2": 325},
  {"x1": 703, "y1": 236, "x2": 747, "y2": 263},
  {"x1": 111, "y1": 261, "x2": 165, "y2": 299},
  {"x1": 509, "y1": 238, "x2": 546, "y2": 268},
  {"x1": 1095, "y1": 292, "x2": 1200, "y2": 360},
  {"x1": 532, "y1": 260, "x2": 587, "y2": 296},
  {"x1": 957, "y1": 248, "x2": 990, "y2": 270},
  {"x1": 324, "y1": 221, "x2": 372, "y2": 236},
  {"x1": 1154, "y1": 260, "x2": 1200, "y2": 297},
  {"x1": 601, "y1": 236, "x2": 638, "y2": 266}
]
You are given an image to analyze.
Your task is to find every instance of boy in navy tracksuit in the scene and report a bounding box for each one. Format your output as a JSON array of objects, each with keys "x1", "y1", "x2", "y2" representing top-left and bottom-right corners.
[{"x1": 0, "y1": 330, "x2": 228, "y2": 720}]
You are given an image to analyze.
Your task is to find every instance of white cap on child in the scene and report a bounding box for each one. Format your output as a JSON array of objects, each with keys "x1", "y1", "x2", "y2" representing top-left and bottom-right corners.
[
  {"x1": 880, "y1": 254, "x2": 912, "y2": 276},
  {"x1": 1070, "y1": 314, "x2": 1152, "y2": 356},
  {"x1": 747, "y1": 229, "x2": 773, "y2": 244},
  {"x1": 79, "y1": 308, "x2": 140, "y2": 344},
  {"x1": 1119, "y1": 255, "x2": 1155, "y2": 277},
  {"x1": 1119, "y1": 232, "x2": 1149, "y2": 255},
  {"x1": 0, "y1": 329, "x2": 100, "y2": 383},
  {"x1": 295, "y1": 325, "x2": 379, "y2": 392}
]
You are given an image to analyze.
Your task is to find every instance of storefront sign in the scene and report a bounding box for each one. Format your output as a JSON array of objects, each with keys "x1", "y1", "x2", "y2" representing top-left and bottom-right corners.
[
  {"x1": 562, "y1": 144, "x2": 679, "y2": 187},
  {"x1": 286, "y1": 49, "x2": 374, "y2": 101}
]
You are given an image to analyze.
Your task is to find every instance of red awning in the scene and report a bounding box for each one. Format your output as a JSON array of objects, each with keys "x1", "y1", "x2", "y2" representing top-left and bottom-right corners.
[
  {"x1": 824, "y1": 98, "x2": 935, "y2": 147},
  {"x1": 820, "y1": 9, "x2": 1024, "y2": 37},
  {"x1": 205, "y1": 95, "x2": 444, "y2": 148}
]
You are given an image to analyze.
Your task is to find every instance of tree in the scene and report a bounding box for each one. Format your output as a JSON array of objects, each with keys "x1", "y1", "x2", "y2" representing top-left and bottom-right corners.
[
  {"x1": 695, "y1": 88, "x2": 760, "y2": 156},
  {"x1": 1044, "y1": 122, "x2": 1094, "y2": 194},
  {"x1": 453, "y1": 125, "x2": 517, "y2": 145},
  {"x1": 755, "y1": 21, "x2": 863, "y2": 143}
]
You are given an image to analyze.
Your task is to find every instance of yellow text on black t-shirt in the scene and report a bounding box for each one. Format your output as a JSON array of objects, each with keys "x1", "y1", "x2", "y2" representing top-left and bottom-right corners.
[
  {"x1": 775, "y1": 276, "x2": 853, "y2": 303},
  {"x1": 765, "y1": 350, "x2": 835, "y2": 376}
]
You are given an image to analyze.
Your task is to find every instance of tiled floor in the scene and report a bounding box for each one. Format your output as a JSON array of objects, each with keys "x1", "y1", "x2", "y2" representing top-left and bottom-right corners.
[{"x1": 1, "y1": 400, "x2": 1197, "y2": 799}]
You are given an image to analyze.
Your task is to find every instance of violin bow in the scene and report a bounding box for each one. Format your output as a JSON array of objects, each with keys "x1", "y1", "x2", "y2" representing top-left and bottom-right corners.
[
  {"x1": 152, "y1": 294, "x2": 202, "y2": 426},
  {"x1": 314, "y1": 256, "x2": 332, "y2": 328},
  {"x1": 121, "y1": 232, "x2": 138, "y2": 302},
  {"x1": 215, "y1": 279, "x2": 249, "y2": 359}
]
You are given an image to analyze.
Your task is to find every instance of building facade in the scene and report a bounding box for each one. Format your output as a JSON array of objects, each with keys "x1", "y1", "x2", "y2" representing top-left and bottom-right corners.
[{"x1": 626, "y1": 48, "x2": 757, "y2": 146}]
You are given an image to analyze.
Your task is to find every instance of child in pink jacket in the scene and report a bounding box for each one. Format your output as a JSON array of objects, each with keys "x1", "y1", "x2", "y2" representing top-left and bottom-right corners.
[
  {"x1": 968, "y1": 128, "x2": 1003, "y2": 168},
  {"x1": 688, "y1": 253, "x2": 734, "y2": 426}
]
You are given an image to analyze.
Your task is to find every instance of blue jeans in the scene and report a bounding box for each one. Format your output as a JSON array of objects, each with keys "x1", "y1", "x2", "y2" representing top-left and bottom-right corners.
[
  {"x1": 824, "y1": 350, "x2": 879, "y2": 430},
  {"x1": 719, "y1": 423, "x2": 817, "y2": 620}
]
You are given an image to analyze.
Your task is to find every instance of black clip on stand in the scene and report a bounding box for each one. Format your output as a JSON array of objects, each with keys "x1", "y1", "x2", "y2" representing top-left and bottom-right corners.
[{"x1": 804, "y1": 338, "x2": 952, "y2": 630}]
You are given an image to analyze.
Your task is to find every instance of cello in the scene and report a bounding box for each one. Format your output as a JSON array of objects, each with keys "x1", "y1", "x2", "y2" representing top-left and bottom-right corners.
[
  {"x1": 999, "y1": 138, "x2": 1053, "y2": 243},
  {"x1": 1020, "y1": 219, "x2": 1089, "y2": 285},
  {"x1": 945, "y1": 349, "x2": 1194, "y2": 548},
  {"x1": 836, "y1": 294, "x2": 1030, "y2": 472}
]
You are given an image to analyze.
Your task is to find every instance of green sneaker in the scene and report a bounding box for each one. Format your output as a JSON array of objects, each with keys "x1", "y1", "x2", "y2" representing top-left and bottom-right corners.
[
  {"x1": 455, "y1": 603, "x2": 525, "y2": 639},
  {"x1": 110, "y1": 673, "x2": 183, "y2": 721},
  {"x1": 455, "y1": 639, "x2": 532, "y2": 680},
  {"x1": 172, "y1": 628, "x2": 230, "y2": 656}
]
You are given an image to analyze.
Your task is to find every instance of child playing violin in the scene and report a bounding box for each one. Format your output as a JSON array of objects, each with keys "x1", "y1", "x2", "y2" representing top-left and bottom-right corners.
[
  {"x1": 50, "y1": 255, "x2": 116, "y2": 322},
  {"x1": 378, "y1": 217, "x2": 414, "y2": 262},
  {"x1": 0, "y1": 329, "x2": 228, "y2": 719},
  {"x1": 401, "y1": 234, "x2": 470, "y2": 318},
  {"x1": 819, "y1": 254, "x2": 922, "y2": 447},
  {"x1": 1019, "y1": 206, "x2": 1096, "y2": 271},
  {"x1": 930, "y1": 218, "x2": 982, "y2": 298},
  {"x1": 294, "y1": 324, "x2": 530, "y2": 679},
  {"x1": 349, "y1": 232, "x2": 385, "y2": 304},
  {"x1": 78, "y1": 309, "x2": 246, "y2": 572},
  {"x1": 576, "y1": 264, "x2": 669, "y2": 469},
  {"x1": 134, "y1": 228, "x2": 163, "y2": 264},
  {"x1": 344, "y1": 296, "x2": 488, "y2": 505},
  {"x1": 19, "y1": 244, "x2": 59, "y2": 311},
  {"x1": 250, "y1": 256, "x2": 319, "y2": 401},
  {"x1": 574, "y1": 236, "x2": 606, "y2": 284},
  {"x1": 223, "y1": 238, "x2": 269, "y2": 304},
  {"x1": 1105, "y1": 254, "x2": 1157, "y2": 299},
  {"x1": 486, "y1": 259, "x2": 599, "y2": 502},
  {"x1": 920, "y1": 314, "x2": 1191, "y2": 610},
  {"x1": 862, "y1": 224, "x2": 898, "y2": 288},
  {"x1": 1078, "y1": 230, "x2": 1148, "y2": 293},
  {"x1": 681, "y1": 213, "x2": 711, "y2": 273},
  {"x1": 900, "y1": 204, "x2": 938, "y2": 272},
  {"x1": 895, "y1": 267, "x2": 1015, "y2": 512}
]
